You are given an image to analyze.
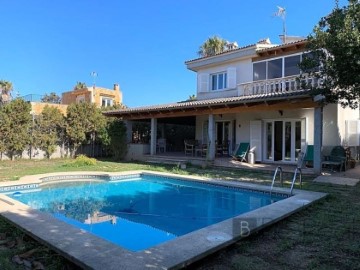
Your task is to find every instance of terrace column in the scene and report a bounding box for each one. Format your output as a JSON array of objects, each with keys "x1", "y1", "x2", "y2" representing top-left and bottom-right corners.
[
  {"x1": 150, "y1": 118, "x2": 157, "y2": 155},
  {"x1": 313, "y1": 107, "x2": 323, "y2": 174},
  {"x1": 124, "y1": 120, "x2": 133, "y2": 143},
  {"x1": 208, "y1": 114, "x2": 216, "y2": 161}
]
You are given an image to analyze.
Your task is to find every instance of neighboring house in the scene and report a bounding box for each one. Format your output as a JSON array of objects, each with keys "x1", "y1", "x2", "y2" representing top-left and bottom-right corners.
[
  {"x1": 28, "y1": 83, "x2": 123, "y2": 115},
  {"x1": 62, "y1": 84, "x2": 122, "y2": 108},
  {"x1": 104, "y1": 37, "x2": 359, "y2": 174}
]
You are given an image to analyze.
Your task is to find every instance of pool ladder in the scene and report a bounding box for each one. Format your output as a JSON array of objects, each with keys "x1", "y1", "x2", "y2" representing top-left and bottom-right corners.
[{"x1": 270, "y1": 166, "x2": 302, "y2": 195}]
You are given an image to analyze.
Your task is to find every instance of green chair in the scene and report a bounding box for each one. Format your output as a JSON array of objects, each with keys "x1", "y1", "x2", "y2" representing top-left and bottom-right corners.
[
  {"x1": 304, "y1": 145, "x2": 314, "y2": 167},
  {"x1": 232, "y1": 143, "x2": 250, "y2": 162}
]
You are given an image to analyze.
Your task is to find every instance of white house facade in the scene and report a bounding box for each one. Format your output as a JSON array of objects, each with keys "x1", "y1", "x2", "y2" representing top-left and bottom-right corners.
[{"x1": 105, "y1": 38, "x2": 359, "y2": 174}]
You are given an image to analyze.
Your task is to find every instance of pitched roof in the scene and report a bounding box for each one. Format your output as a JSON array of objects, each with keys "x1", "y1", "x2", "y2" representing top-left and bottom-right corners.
[{"x1": 104, "y1": 89, "x2": 313, "y2": 119}]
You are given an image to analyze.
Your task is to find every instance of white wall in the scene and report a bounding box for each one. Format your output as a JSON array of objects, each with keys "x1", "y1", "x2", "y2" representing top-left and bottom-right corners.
[
  {"x1": 234, "y1": 109, "x2": 314, "y2": 144},
  {"x1": 196, "y1": 58, "x2": 253, "y2": 100}
]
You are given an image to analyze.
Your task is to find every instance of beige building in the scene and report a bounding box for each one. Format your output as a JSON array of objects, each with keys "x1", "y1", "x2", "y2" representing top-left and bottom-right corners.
[
  {"x1": 62, "y1": 84, "x2": 122, "y2": 108},
  {"x1": 30, "y1": 83, "x2": 123, "y2": 115}
]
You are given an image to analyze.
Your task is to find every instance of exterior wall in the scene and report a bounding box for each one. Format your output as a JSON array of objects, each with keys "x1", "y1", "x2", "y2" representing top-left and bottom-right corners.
[
  {"x1": 322, "y1": 104, "x2": 359, "y2": 155},
  {"x1": 93, "y1": 86, "x2": 122, "y2": 106},
  {"x1": 30, "y1": 102, "x2": 68, "y2": 115},
  {"x1": 125, "y1": 143, "x2": 150, "y2": 161},
  {"x1": 197, "y1": 58, "x2": 253, "y2": 100},
  {"x1": 0, "y1": 145, "x2": 65, "y2": 160},
  {"x1": 62, "y1": 89, "x2": 92, "y2": 104},
  {"x1": 196, "y1": 108, "x2": 314, "y2": 163},
  {"x1": 62, "y1": 84, "x2": 122, "y2": 107}
]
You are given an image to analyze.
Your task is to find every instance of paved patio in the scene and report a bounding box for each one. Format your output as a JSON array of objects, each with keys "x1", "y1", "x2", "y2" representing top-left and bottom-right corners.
[{"x1": 313, "y1": 163, "x2": 360, "y2": 186}]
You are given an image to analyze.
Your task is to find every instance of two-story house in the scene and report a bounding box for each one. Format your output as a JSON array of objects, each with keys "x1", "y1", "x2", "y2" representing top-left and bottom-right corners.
[{"x1": 105, "y1": 37, "x2": 359, "y2": 174}]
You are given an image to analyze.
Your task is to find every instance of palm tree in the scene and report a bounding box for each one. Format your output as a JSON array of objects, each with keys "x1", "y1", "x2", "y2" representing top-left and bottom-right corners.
[
  {"x1": 0, "y1": 80, "x2": 13, "y2": 105},
  {"x1": 198, "y1": 36, "x2": 228, "y2": 57},
  {"x1": 74, "y1": 81, "x2": 87, "y2": 90}
]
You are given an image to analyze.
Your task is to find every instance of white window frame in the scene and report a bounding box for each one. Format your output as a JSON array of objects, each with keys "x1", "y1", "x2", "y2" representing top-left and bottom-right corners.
[
  {"x1": 252, "y1": 52, "x2": 305, "y2": 80},
  {"x1": 101, "y1": 96, "x2": 113, "y2": 107},
  {"x1": 210, "y1": 72, "x2": 227, "y2": 91}
]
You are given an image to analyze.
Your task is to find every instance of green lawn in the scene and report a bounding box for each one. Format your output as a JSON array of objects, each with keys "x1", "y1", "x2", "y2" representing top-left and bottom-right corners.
[{"x1": 0, "y1": 159, "x2": 359, "y2": 269}]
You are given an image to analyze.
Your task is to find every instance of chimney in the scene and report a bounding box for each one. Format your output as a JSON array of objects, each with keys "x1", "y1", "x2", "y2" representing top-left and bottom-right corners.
[{"x1": 114, "y1": 83, "x2": 119, "y2": 91}]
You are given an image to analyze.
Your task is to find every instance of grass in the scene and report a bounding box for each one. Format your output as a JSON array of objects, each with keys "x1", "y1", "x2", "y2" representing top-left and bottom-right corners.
[{"x1": 0, "y1": 158, "x2": 359, "y2": 269}]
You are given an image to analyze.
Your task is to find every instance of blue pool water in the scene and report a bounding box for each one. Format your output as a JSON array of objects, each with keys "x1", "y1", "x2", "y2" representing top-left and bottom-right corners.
[{"x1": 8, "y1": 175, "x2": 284, "y2": 251}]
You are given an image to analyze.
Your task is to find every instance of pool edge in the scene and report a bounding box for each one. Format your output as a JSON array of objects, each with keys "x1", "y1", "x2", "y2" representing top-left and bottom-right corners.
[{"x1": 0, "y1": 171, "x2": 327, "y2": 270}]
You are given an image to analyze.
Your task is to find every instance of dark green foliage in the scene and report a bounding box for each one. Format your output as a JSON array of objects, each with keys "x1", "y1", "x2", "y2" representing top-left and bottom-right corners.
[
  {"x1": 40, "y1": 92, "x2": 61, "y2": 104},
  {"x1": 74, "y1": 82, "x2": 87, "y2": 90},
  {"x1": 0, "y1": 99, "x2": 32, "y2": 159},
  {"x1": 65, "y1": 103, "x2": 106, "y2": 157},
  {"x1": 301, "y1": 0, "x2": 360, "y2": 108},
  {"x1": 105, "y1": 120, "x2": 127, "y2": 160},
  {"x1": 33, "y1": 105, "x2": 65, "y2": 158}
]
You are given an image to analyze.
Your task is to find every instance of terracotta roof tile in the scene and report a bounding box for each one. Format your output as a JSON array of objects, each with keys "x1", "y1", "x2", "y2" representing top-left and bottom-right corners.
[{"x1": 104, "y1": 90, "x2": 312, "y2": 116}]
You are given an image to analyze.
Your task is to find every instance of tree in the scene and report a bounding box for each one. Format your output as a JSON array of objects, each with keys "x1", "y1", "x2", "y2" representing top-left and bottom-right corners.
[
  {"x1": 300, "y1": 0, "x2": 360, "y2": 108},
  {"x1": 65, "y1": 102, "x2": 106, "y2": 157},
  {"x1": 41, "y1": 92, "x2": 61, "y2": 104},
  {"x1": 198, "y1": 36, "x2": 228, "y2": 57},
  {"x1": 0, "y1": 99, "x2": 32, "y2": 160},
  {"x1": 33, "y1": 105, "x2": 65, "y2": 158},
  {"x1": 101, "y1": 119, "x2": 127, "y2": 160},
  {"x1": 74, "y1": 82, "x2": 87, "y2": 90},
  {"x1": 0, "y1": 80, "x2": 13, "y2": 105}
]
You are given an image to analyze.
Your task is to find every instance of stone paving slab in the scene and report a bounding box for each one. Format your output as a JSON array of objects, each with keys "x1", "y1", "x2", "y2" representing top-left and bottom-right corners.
[{"x1": 314, "y1": 175, "x2": 360, "y2": 186}]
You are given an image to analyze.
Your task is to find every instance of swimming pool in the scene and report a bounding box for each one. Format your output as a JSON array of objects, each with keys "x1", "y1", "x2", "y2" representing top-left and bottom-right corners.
[
  {"x1": 0, "y1": 171, "x2": 327, "y2": 269},
  {"x1": 8, "y1": 174, "x2": 284, "y2": 251}
]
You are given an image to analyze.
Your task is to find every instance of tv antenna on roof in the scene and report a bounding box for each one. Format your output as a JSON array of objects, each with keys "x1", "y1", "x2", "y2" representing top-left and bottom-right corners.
[
  {"x1": 90, "y1": 71, "x2": 98, "y2": 87},
  {"x1": 273, "y1": 6, "x2": 287, "y2": 43}
]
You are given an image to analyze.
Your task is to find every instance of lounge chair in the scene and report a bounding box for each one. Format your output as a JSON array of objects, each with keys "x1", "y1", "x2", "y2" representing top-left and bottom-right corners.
[{"x1": 232, "y1": 143, "x2": 250, "y2": 162}]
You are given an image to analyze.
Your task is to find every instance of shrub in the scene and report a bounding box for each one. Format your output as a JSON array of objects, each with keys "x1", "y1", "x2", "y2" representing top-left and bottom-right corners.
[{"x1": 63, "y1": 155, "x2": 97, "y2": 167}]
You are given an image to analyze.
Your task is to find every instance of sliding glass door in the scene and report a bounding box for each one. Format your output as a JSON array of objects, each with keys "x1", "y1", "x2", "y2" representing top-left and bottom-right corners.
[{"x1": 264, "y1": 119, "x2": 305, "y2": 163}]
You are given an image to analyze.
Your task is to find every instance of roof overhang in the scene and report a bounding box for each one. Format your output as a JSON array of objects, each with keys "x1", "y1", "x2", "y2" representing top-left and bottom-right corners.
[
  {"x1": 104, "y1": 90, "x2": 319, "y2": 120},
  {"x1": 185, "y1": 45, "x2": 258, "y2": 72}
]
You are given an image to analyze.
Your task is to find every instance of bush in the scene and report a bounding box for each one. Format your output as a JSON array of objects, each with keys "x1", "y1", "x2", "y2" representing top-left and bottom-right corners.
[{"x1": 63, "y1": 155, "x2": 97, "y2": 167}]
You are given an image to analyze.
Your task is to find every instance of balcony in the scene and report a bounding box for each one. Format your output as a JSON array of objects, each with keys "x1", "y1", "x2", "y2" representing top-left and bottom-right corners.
[{"x1": 238, "y1": 75, "x2": 321, "y2": 96}]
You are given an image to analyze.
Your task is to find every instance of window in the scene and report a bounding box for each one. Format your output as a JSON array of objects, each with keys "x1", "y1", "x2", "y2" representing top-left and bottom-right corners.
[
  {"x1": 253, "y1": 62, "x2": 266, "y2": 81},
  {"x1": 101, "y1": 97, "x2": 113, "y2": 107},
  {"x1": 285, "y1": 55, "x2": 301, "y2": 76},
  {"x1": 267, "y1": 59, "x2": 282, "y2": 79},
  {"x1": 253, "y1": 54, "x2": 304, "y2": 81},
  {"x1": 211, "y1": 72, "x2": 227, "y2": 90}
]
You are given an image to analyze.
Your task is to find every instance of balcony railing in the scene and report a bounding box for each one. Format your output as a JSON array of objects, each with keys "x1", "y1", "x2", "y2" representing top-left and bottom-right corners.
[{"x1": 238, "y1": 75, "x2": 321, "y2": 97}]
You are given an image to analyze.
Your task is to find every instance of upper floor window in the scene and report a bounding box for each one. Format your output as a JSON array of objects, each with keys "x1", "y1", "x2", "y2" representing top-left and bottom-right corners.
[
  {"x1": 253, "y1": 54, "x2": 304, "y2": 81},
  {"x1": 101, "y1": 97, "x2": 113, "y2": 107},
  {"x1": 285, "y1": 55, "x2": 301, "y2": 76},
  {"x1": 211, "y1": 72, "x2": 227, "y2": 90}
]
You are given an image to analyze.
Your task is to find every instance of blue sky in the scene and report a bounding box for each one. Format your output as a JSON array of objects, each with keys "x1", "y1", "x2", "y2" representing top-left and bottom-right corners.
[{"x1": 0, "y1": 0, "x2": 347, "y2": 107}]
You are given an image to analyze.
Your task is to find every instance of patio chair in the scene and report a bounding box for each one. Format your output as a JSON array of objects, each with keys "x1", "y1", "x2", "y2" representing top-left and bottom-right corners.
[
  {"x1": 322, "y1": 145, "x2": 347, "y2": 171},
  {"x1": 232, "y1": 142, "x2": 250, "y2": 162},
  {"x1": 184, "y1": 139, "x2": 197, "y2": 156},
  {"x1": 156, "y1": 138, "x2": 166, "y2": 153}
]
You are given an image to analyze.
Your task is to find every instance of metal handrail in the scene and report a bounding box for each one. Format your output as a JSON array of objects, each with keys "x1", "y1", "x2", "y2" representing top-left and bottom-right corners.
[
  {"x1": 290, "y1": 167, "x2": 302, "y2": 195},
  {"x1": 270, "y1": 166, "x2": 283, "y2": 195}
]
